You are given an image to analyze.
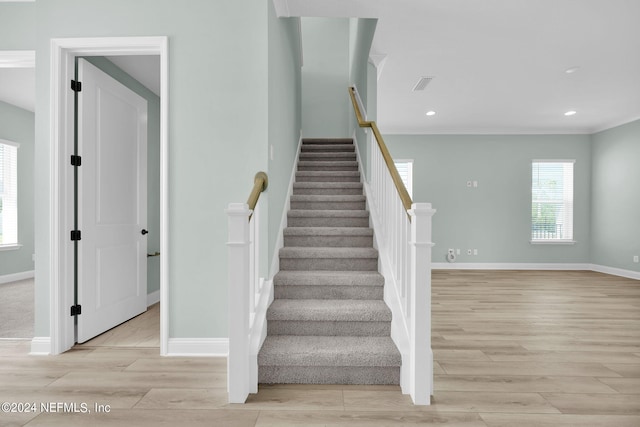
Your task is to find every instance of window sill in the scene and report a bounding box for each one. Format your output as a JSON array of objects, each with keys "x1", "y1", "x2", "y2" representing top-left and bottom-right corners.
[
  {"x1": 0, "y1": 244, "x2": 23, "y2": 251},
  {"x1": 530, "y1": 240, "x2": 575, "y2": 245}
]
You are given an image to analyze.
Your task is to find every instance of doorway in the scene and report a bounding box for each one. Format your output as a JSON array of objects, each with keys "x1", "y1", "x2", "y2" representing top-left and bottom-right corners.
[
  {"x1": 0, "y1": 50, "x2": 36, "y2": 341},
  {"x1": 49, "y1": 37, "x2": 169, "y2": 355}
]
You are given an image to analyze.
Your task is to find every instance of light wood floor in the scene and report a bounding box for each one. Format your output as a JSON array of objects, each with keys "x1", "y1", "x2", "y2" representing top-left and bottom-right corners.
[{"x1": 1, "y1": 270, "x2": 639, "y2": 426}]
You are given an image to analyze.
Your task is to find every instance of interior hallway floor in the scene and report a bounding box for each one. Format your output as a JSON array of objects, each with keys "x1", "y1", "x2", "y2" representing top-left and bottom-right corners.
[{"x1": 0, "y1": 270, "x2": 639, "y2": 426}]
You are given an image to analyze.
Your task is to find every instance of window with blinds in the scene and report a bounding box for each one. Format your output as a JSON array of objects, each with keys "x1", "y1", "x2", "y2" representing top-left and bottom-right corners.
[
  {"x1": 394, "y1": 160, "x2": 413, "y2": 198},
  {"x1": 531, "y1": 160, "x2": 574, "y2": 242},
  {"x1": 0, "y1": 140, "x2": 19, "y2": 246}
]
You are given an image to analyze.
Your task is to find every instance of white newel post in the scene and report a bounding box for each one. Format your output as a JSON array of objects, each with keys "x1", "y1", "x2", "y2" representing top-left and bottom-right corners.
[
  {"x1": 408, "y1": 202, "x2": 436, "y2": 405},
  {"x1": 226, "y1": 202, "x2": 251, "y2": 403}
]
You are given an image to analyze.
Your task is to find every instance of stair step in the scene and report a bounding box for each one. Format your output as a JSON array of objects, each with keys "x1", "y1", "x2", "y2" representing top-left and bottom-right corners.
[
  {"x1": 284, "y1": 227, "x2": 373, "y2": 247},
  {"x1": 295, "y1": 171, "x2": 361, "y2": 182},
  {"x1": 290, "y1": 195, "x2": 366, "y2": 210},
  {"x1": 267, "y1": 299, "x2": 391, "y2": 336},
  {"x1": 279, "y1": 247, "x2": 378, "y2": 271},
  {"x1": 301, "y1": 144, "x2": 355, "y2": 153},
  {"x1": 258, "y1": 336, "x2": 400, "y2": 384},
  {"x1": 298, "y1": 161, "x2": 358, "y2": 171},
  {"x1": 293, "y1": 182, "x2": 363, "y2": 196},
  {"x1": 299, "y1": 152, "x2": 356, "y2": 161},
  {"x1": 274, "y1": 270, "x2": 384, "y2": 300},
  {"x1": 302, "y1": 138, "x2": 353, "y2": 145},
  {"x1": 287, "y1": 210, "x2": 369, "y2": 227}
]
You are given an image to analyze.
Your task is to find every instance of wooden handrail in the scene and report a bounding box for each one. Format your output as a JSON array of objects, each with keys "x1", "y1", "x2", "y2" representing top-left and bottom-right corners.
[
  {"x1": 247, "y1": 171, "x2": 268, "y2": 220},
  {"x1": 348, "y1": 86, "x2": 413, "y2": 216}
]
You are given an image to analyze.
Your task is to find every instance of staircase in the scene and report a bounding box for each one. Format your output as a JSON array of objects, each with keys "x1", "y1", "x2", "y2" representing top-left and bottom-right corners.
[{"x1": 258, "y1": 138, "x2": 401, "y2": 385}]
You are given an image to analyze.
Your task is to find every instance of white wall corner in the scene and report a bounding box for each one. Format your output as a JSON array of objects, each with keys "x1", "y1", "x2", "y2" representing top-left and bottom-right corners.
[
  {"x1": 0, "y1": 270, "x2": 34, "y2": 285},
  {"x1": 30, "y1": 337, "x2": 51, "y2": 355},
  {"x1": 166, "y1": 338, "x2": 228, "y2": 357}
]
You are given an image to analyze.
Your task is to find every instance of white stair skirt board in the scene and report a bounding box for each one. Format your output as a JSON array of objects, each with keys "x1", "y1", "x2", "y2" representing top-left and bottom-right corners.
[
  {"x1": 167, "y1": 338, "x2": 228, "y2": 357},
  {"x1": 0, "y1": 270, "x2": 35, "y2": 285},
  {"x1": 30, "y1": 337, "x2": 52, "y2": 355}
]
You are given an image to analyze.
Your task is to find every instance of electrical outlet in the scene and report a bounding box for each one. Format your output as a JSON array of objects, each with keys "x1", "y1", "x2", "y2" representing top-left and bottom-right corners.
[
  {"x1": 634, "y1": 255, "x2": 639, "y2": 263},
  {"x1": 473, "y1": 181, "x2": 478, "y2": 188},
  {"x1": 467, "y1": 249, "x2": 472, "y2": 255},
  {"x1": 456, "y1": 249, "x2": 461, "y2": 255},
  {"x1": 473, "y1": 249, "x2": 478, "y2": 255}
]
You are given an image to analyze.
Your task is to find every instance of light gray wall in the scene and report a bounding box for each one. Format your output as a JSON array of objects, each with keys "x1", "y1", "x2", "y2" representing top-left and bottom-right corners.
[
  {"x1": 385, "y1": 134, "x2": 593, "y2": 264},
  {"x1": 0, "y1": 2, "x2": 35, "y2": 49},
  {"x1": 591, "y1": 119, "x2": 640, "y2": 272},
  {"x1": 301, "y1": 17, "x2": 350, "y2": 138},
  {"x1": 81, "y1": 56, "x2": 161, "y2": 296},
  {"x1": 348, "y1": 18, "x2": 377, "y2": 179},
  {"x1": 33, "y1": 0, "x2": 271, "y2": 338},
  {"x1": 267, "y1": 4, "x2": 302, "y2": 275},
  {"x1": 0, "y1": 101, "x2": 35, "y2": 276}
]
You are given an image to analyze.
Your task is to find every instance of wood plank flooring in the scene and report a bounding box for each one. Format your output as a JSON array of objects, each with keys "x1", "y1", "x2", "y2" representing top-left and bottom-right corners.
[{"x1": 0, "y1": 270, "x2": 638, "y2": 426}]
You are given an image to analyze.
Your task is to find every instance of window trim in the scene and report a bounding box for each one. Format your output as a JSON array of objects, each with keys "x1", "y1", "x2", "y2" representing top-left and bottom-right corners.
[
  {"x1": 0, "y1": 138, "x2": 20, "y2": 247},
  {"x1": 394, "y1": 159, "x2": 413, "y2": 199},
  {"x1": 530, "y1": 159, "x2": 575, "y2": 244}
]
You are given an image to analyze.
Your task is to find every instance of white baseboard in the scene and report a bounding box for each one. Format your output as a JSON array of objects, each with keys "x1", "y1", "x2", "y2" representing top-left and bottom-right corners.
[
  {"x1": 30, "y1": 337, "x2": 51, "y2": 355},
  {"x1": 0, "y1": 270, "x2": 35, "y2": 285},
  {"x1": 166, "y1": 338, "x2": 228, "y2": 357},
  {"x1": 432, "y1": 262, "x2": 639, "y2": 281},
  {"x1": 432, "y1": 262, "x2": 591, "y2": 270},
  {"x1": 590, "y1": 264, "x2": 640, "y2": 280},
  {"x1": 147, "y1": 289, "x2": 160, "y2": 307}
]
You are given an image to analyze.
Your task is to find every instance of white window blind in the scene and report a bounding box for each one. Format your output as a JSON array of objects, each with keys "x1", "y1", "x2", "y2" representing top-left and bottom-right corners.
[
  {"x1": 0, "y1": 140, "x2": 19, "y2": 246},
  {"x1": 394, "y1": 160, "x2": 413, "y2": 198},
  {"x1": 531, "y1": 160, "x2": 574, "y2": 242}
]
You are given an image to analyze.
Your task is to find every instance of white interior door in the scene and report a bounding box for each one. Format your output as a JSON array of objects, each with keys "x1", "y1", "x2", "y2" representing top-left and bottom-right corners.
[{"x1": 76, "y1": 58, "x2": 148, "y2": 343}]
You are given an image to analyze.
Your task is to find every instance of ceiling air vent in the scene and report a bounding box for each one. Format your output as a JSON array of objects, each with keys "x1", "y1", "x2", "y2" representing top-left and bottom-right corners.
[{"x1": 412, "y1": 76, "x2": 434, "y2": 91}]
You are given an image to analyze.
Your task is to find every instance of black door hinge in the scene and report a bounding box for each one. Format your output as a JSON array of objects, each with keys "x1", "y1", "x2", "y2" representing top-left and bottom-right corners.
[
  {"x1": 70, "y1": 304, "x2": 82, "y2": 316},
  {"x1": 71, "y1": 80, "x2": 82, "y2": 92},
  {"x1": 71, "y1": 155, "x2": 82, "y2": 166},
  {"x1": 70, "y1": 230, "x2": 82, "y2": 241}
]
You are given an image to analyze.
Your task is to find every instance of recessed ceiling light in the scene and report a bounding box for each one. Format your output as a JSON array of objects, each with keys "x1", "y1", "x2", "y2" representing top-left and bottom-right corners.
[
  {"x1": 426, "y1": 111, "x2": 436, "y2": 116},
  {"x1": 564, "y1": 110, "x2": 577, "y2": 116},
  {"x1": 565, "y1": 66, "x2": 580, "y2": 74}
]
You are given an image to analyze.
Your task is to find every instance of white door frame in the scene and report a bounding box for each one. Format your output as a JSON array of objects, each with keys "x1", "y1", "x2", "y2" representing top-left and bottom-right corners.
[{"x1": 49, "y1": 37, "x2": 169, "y2": 355}]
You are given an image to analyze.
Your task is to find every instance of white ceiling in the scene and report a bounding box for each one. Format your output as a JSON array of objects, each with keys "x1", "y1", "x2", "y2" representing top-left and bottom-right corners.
[
  {"x1": 3, "y1": 1, "x2": 639, "y2": 135},
  {"x1": 282, "y1": 0, "x2": 640, "y2": 134},
  {"x1": 0, "y1": 68, "x2": 35, "y2": 112}
]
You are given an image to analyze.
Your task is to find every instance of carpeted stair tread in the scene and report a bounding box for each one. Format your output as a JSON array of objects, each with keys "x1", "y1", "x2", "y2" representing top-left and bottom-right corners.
[
  {"x1": 290, "y1": 195, "x2": 365, "y2": 202},
  {"x1": 302, "y1": 138, "x2": 354, "y2": 144},
  {"x1": 287, "y1": 209, "x2": 369, "y2": 218},
  {"x1": 274, "y1": 270, "x2": 384, "y2": 287},
  {"x1": 259, "y1": 336, "x2": 401, "y2": 367},
  {"x1": 301, "y1": 144, "x2": 355, "y2": 152},
  {"x1": 296, "y1": 171, "x2": 360, "y2": 179},
  {"x1": 299, "y1": 152, "x2": 356, "y2": 160},
  {"x1": 283, "y1": 227, "x2": 373, "y2": 237},
  {"x1": 279, "y1": 246, "x2": 377, "y2": 259},
  {"x1": 267, "y1": 299, "x2": 391, "y2": 322},
  {"x1": 293, "y1": 182, "x2": 363, "y2": 190}
]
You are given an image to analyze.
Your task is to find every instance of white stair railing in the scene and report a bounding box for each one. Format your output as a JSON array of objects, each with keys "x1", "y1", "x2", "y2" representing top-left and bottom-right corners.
[
  {"x1": 349, "y1": 86, "x2": 436, "y2": 405},
  {"x1": 226, "y1": 172, "x2": 269, "y2": 403}
]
